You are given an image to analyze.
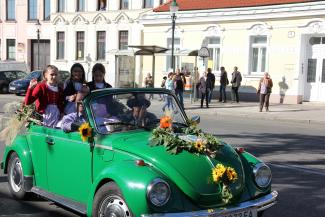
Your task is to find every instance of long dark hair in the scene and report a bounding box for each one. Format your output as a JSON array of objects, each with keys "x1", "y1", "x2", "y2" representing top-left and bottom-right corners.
[
  {"x1": 70, "y1": 63, "x2": 86, "y2": 83},
  {"x1": 91, "y1": 63, "x2": 106, "y2": 83}
]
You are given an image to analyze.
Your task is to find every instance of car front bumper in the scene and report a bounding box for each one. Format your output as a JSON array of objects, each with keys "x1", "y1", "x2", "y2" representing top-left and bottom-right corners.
[{"x1": 142, "y1": 191, "x2": 278, "y2": 217}]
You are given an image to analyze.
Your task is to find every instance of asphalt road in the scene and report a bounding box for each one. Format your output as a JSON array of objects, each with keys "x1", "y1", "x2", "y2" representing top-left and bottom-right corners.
[{"x1": 0, "y1": 94, "x2": 325, "y2": 217}]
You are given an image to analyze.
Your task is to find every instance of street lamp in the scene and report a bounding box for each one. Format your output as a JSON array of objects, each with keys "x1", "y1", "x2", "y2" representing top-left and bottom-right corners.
[
  {"x1": 170, "y1": 0, "x2": 178, "y2": 74},
  {"x1": 35, "y1": 19, "x2": 41, "y2": 70}
]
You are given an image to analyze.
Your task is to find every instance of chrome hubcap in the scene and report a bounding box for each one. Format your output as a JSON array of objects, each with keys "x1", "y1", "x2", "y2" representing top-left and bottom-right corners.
[
  {"x1": 9, "y1": 159, "x2": 23, "y2": 193},
  {"x1": 99, "y1": 195, "x2": 130, "y2": 217}
]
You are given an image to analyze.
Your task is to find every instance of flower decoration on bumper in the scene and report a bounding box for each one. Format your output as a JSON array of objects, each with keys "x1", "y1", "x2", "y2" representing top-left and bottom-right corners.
[
  {"x1": 149, "y1": 115, "x2": 222, "y2": 157},
  {"x1": 212, "y1": 164, "x2": 238, "y2": 203},
  {"x1": 79, "y1": 123, "x2": 92, "y2": 142}
]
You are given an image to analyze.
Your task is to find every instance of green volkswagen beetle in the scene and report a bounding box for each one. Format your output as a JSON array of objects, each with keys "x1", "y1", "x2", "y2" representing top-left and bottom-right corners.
[{"x1": 1, "y1": 88, "x2": 277, "y2": 217}]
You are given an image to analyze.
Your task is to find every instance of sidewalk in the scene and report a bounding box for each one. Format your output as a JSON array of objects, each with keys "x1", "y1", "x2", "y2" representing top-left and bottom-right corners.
[{"x1": 184, "y1": 99, "x2": 325, "y2": 125}]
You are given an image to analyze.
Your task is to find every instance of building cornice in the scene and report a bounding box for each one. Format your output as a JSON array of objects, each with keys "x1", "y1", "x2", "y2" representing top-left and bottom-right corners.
[{"x1": 140, "y1": 1, "x2": 325, "y2": 25}]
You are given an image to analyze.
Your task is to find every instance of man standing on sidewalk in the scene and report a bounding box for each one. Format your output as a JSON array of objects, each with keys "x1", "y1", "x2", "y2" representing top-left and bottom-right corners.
[
  {"x1": 231, "y1": 66, "x2": 242, "y2": 103},
  {"x1": 206, "y1": 68, "x2": 215, "y2": 103},
  {"x1": 219, "y1": 66, "x2": 229, "y2": 103}
]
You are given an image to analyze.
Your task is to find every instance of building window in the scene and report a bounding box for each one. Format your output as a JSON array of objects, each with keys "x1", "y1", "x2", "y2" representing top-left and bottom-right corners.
[
  {"x1": 77, "y1": 0, "x2": 85, "y2": 12},
  {"x1": 57, "y1": 0, "x2": 65, "y2": 12},
  {"x1": 6, "y1": 39, "x2": 16, "y2": 60},
  {"x1": 28, "y1": 0, "x2": 37, "y2": 20},
  {"x1": 166, "y1": 37, "x2": 180, "y2": 71},
  {"x1": 120, "y1": 0, "x2": 129, "y2": 10},
  {"x1": 6, "y1": 0, "x2": 16, "y2": 20},
  {"x1": 56, "y1": 32, "x2": 65, "y2": 59},
  {"x1": 143, "y1": 0, "x2": 153, "y2": 8},
  {"x1": 97, "y1": 31, "x2": 106, "y2": 60},
  {"x1": 98, "y1": 0, "x2": 107, "y2": 11},
  {"x1": 44, "y1": 0, "x2": 51, "y2": 20},
  {"x1": 119, "y1": 31, "x2": 128, "y2": 50},
  {"x1": 207, "y1": 37, "x2": 221, "y2": 72},
  {"x1": 76, "y1": 32, "x2": 85, "y2": 60},
  {"x1": 250, "y1": 36, "x2": 267, "y2": 74}
]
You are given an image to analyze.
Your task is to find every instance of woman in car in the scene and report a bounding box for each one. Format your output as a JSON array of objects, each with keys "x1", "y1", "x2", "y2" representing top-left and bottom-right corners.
[
  {"x1": 64, "y1": 63, "x2": 87, "y2": 114},
  {"x1": 87, "y1": 63, "x2": 112, "y2": 91}
]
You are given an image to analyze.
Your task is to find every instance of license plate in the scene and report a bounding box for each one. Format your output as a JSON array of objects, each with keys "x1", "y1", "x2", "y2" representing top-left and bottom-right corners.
[
  {"x1": 9, "y1": 87, "x2": 16, "y2": 90},
  {"x1": 209, "y1": 209, "x2": 257, "y2": 217}
]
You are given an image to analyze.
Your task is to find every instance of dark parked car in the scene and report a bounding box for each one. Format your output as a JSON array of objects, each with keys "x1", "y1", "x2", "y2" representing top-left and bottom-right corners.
[
  {"x1": 9, "y1": 70, "x2": 70, "y2": 95},
  {"x1": 0, "y1": 70, "x2": 27, "y2": 93}
]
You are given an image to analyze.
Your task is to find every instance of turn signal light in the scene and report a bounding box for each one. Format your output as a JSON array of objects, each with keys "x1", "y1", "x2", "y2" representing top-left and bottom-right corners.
[
  {"x1": 136, "y1": 159, "x2": 146, "y2": 166},
  {"x1": 236, "y1": 147, "x2": 245, "y2": 153}
]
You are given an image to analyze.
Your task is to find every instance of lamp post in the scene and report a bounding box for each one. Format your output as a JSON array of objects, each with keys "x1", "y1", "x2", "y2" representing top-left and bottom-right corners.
[
  {"x1": 35, "y1": 19, "x2": 41, "y2": 70},
  {"x1": 170, "y1": 0, "x2": 178, "y2": 74}
]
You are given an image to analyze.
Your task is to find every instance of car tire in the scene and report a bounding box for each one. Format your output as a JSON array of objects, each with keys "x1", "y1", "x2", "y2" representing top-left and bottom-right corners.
[
  {"x1": 92, "y1": 182, "x2": 133, "y2": 217},
  {"x1": 7, "y1": 152, "x2": 28, "y2": 199},
  {"x1": 1, "y1": 85, "x2": 9, "y2": 94}
]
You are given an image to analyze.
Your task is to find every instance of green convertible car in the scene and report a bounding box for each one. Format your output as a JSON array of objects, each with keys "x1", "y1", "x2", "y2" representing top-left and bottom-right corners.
[{"x1": 1, "y1": 88, "x2": 277, "y2": 217}]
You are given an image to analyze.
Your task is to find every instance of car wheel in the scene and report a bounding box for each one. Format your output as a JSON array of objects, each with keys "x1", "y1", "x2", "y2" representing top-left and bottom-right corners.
[
  {"x1": 7, "y1": 152, "x2": 28, "y2": 199},
  {"x1": 258, "y1": 211, "x2": 264, "y2": 217},
  {"x1": 92, "y1": 182, "x2": 132, "y2": 217},
  {"x1": 1, "y1": 85, "x2": 9, "y2": 94}
]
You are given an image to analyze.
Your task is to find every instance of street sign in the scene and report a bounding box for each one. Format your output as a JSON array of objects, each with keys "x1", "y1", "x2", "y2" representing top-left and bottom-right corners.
[{"x1": 198, "y1": 47, "x2": 209, "y2": 58}]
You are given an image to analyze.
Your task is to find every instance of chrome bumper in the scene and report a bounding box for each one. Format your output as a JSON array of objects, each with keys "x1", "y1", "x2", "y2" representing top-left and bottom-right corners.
[{"x1": 142, "y1": 191, "x2": 278, "y2": 217}]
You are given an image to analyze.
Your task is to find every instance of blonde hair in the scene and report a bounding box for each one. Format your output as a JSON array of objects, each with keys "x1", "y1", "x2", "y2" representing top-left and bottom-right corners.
[{"x1": 42, "y1": 65, "x2": 59, "y2": 80}]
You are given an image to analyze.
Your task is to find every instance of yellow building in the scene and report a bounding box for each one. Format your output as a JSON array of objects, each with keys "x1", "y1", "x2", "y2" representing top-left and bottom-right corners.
[{"x1": 139, "y1": 0, "x2": 325, "y2": 103}]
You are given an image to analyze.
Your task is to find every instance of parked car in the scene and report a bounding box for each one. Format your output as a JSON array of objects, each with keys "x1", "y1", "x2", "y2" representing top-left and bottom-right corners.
[
  {"x1": 1, "y1": 88, "x2": 277, "y2": 217},
  {"x1": 9, "y1": 70, "x2": 70, "y2": 95},
  {"x1": 0, "y1": 70, "x2": 27, "y2": 93}
]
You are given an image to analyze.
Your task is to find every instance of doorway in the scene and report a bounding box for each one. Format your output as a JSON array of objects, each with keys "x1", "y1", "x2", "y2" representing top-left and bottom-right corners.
[
  {"x1": 116, "y1": 55, "x2": 135, "y2": 88},
  {"x1": 31, "y1": 40, "x2": 50, "y2": 71},
  {"x1": 304, "y1": 36, "x2": 325, "y2": 101}
]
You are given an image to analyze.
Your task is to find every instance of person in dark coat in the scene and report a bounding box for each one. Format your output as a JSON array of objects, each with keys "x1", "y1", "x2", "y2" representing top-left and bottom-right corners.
[
  {"x1": 198, "y1": 71, "x2": 209, "y2": 108},
  {"x1": 87, "y1": 63, "x2": 112, "y2": 91},
  {"x1": 173, "y1": 69, "x2": 186, "y2": 109},
  {"x1": 231, "y1": 66, "x2": 242, "y2": 103},
  {"x1": 219, "y1": 66, "x2": 229, "y2": 103},
  {"x1": 206, "y1": 68, "x2": 215, "y2": 103}
]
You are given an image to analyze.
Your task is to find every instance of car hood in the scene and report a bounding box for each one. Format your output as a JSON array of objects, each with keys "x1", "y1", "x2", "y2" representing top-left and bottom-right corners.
[{"x1": 100, "y1": 130, "x2": 245, "y2": 207}]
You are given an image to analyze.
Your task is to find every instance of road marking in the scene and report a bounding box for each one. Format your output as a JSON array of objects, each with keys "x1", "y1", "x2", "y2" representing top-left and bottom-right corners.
[{"x1": 269, "y1": 163, "x2": 325, "y2": 176}]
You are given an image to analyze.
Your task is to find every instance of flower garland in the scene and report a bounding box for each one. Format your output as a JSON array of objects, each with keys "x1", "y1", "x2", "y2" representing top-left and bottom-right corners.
[
  {"x1": 150, "y1": 115, "x2": 238, "y2": 203},
  {"x1": 149, "y1": 115, "x2": 223, "y2": 157},
  {"x1": 211, "y1": 164, "x2": 238, "y2": 203},
  {"x1": 79, "y1": 123, "x2": 92, "y2": 142}
]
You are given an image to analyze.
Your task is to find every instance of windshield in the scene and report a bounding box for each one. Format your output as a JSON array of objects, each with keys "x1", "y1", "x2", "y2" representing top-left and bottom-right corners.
[
  {"x1": 25, "y1": 71, "x2": 41, "y2": 80},
  {"x1": 90, "y1": 92, "x2": 187, "y2": 134}
]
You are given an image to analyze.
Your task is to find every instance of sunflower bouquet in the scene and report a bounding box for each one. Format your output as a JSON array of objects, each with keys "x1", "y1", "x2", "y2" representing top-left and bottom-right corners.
[{"x1": 79, "y1": 123, "x2": 93, "y2": 142}]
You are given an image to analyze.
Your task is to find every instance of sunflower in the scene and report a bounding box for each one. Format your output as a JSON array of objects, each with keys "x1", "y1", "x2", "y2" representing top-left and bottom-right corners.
[
  {"x1": 194, "y1": 138, "x2": 206, "y2": 152},
  {"x1": 160, "y1": 116, "x2": 172, "y2": 129},
  {"x1": 79, "y1": 123, "x2": 92, "y2": 142},
  {"x1": 226, "y1": 167, "x2": 238, "y2": 182},
  {"x1": 212, "y1": 164, "x2": 226, "y2": 183}
]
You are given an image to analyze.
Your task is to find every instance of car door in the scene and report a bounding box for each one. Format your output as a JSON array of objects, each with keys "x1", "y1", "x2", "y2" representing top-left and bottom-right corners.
[{"x1": 45, "y1": 127, "x2": 92, "y2": 204}]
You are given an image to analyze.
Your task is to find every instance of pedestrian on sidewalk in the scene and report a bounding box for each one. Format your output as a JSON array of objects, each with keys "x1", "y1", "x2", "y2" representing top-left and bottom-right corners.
[
  {"x1": 159, "y1": 76, "x2": 167, "y2": 101},
  {"x1": 206, "y1": 68, "x2": 215, "y2": 103},
  {"x1": 144, "y1": 73, "x2": 154, "y2": 100},
  {"x1": 257, "y1": 72, "x2": 273, "y2": 112},
  {"x1": 174, "y1": 69, "x2": 186, "y2": 109},
  {"x1": 219, "y1": 66, "x2": 229, "y2": 103},
  {"x1": 162, "y1": 72, "x2": 175, "y2": 111},
  {"x1": 231, "y1": 66, "x2": 242, "y2": 103},
  {"x1": 198, "y1": 71, "x2": 209, "y2": 108}
]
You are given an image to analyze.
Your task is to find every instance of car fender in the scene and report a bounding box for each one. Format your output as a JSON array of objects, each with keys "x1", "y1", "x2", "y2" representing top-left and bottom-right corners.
[
  {"x1": 2, "y1": 135, "x2": 33, "y2": 176},
  {"x1": 87, "y1": 160, "x2": 162, "y2": 217}
]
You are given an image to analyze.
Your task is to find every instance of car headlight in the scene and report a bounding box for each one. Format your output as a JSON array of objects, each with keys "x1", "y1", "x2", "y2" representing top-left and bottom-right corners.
[
  {"x1": 147, "y1": 178, "x2": 171, "y2": 207},
  {"x1": 253, "y1": 163, "x2": 272, "y2": 188}
]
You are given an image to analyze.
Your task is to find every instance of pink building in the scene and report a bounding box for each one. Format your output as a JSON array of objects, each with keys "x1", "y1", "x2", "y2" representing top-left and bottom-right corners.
[{"x1": 0, "y1": 0, "x2": 52, "y2": 71}]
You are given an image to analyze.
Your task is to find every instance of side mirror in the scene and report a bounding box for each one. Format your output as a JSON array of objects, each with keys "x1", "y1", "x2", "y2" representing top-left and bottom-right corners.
[{"x1": 190, "y1": 115, "x2": 200, "y2": 124}]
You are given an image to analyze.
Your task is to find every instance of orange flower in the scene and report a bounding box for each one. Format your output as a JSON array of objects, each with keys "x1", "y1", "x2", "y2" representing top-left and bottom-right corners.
[{"x1": 160, "y1": 116, "x2": 172, "y2": 129}]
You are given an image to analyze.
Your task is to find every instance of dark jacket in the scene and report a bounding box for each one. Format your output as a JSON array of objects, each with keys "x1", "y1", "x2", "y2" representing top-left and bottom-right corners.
[
  {"x1": 206, "y1": 72, "x2": 215, "y2": 89},
  {"x1": 231, "y1": 71, "x2": 242, "y2": 88},
  {"x1": 87, "y1": 81, "x2": 112, "y2": 91},
  {"x1": 220, "y1": 71, "x2": 229, "y2": 86},
  {"x1": 63, "y1": 79, "x2": 85, "y2": 97}
]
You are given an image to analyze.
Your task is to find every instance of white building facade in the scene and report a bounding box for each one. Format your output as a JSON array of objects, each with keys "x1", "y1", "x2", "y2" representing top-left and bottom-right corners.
[
  {"x1": 140, "y1": 1, "x2": 325, "y2": 103},
  {"x1": 51, "y1": 0, "x2": 168, "y2": 87}
]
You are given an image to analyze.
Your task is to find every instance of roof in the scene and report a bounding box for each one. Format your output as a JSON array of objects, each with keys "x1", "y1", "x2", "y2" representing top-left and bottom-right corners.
[
  {"x1": 128, "y1": 45, "x2": 169, "y2": 55},
  {"x1": 154, "y1": 0, "x2": 317, "y2": 12}
]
